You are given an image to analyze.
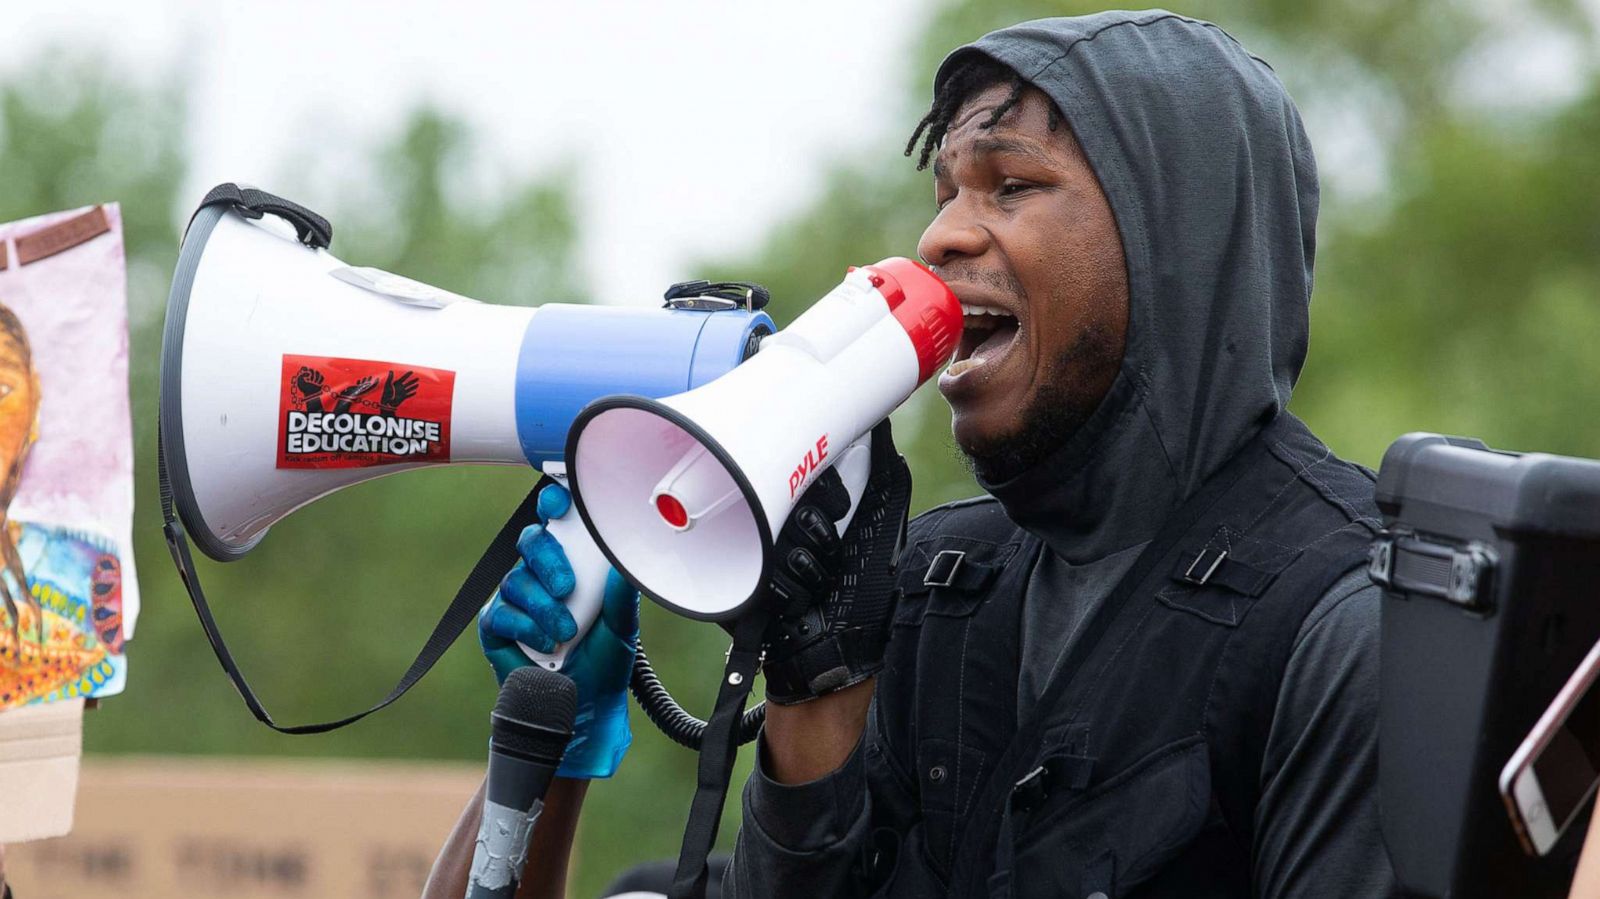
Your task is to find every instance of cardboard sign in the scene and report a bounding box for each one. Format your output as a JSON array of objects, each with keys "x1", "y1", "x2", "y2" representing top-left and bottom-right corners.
[
  {"x1": 0, "y1": 204, "x2": 135, "y2": 843},
  {"x1": 4, "y1": 757, "x2": 484, "y2": 899}
]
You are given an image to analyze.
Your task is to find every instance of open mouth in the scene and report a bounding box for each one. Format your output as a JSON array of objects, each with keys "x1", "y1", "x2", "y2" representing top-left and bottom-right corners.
[{"x1": 944, "y1": 302, "x2": 1020, "y2": 380}]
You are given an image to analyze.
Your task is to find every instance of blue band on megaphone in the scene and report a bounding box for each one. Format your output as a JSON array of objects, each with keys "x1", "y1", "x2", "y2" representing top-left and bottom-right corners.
[{"x1": 513, "y1": 305, "x2": 772, "y2": 466}]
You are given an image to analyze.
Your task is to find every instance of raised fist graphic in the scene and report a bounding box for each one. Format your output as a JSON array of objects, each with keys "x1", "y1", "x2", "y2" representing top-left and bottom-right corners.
[{"x1": 295, "y1": 366, "x2": 328, "y2": 412}]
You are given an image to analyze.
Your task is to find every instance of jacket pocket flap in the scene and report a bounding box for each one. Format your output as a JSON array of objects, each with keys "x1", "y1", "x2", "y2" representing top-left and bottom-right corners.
[{"x1": 1013, "y1": 737, "x2": 1212, "y2": 895}]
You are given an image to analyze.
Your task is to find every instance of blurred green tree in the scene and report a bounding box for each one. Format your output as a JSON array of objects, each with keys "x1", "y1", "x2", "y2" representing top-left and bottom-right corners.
[
  {"x1": 0, "y1": 55, "x2": 746, "y2": 893},
  {"x1": 4, "y1": 0, "x2": 1598, "y2": 893},
  {"x1": 0, "y1": 58, "x2": 592, "y2": 761},
  {"x1": 705, "y1": 0, "x2": 1600, "y2": 515}
]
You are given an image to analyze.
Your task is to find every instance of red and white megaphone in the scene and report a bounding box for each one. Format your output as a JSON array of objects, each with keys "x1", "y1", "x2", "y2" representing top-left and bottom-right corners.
[{"x1": 565, "y1": 258, "x2": 959, "y2": 620}]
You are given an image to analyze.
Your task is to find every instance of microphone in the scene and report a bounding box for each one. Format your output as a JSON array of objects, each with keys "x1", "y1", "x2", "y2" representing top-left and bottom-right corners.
[{"x1": 468, "y1": 666, "x2": 578, "y2": 899}]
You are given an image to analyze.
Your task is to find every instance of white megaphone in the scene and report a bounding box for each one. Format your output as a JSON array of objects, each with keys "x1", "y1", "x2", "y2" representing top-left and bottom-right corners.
[
  {"x1": 565, "y1": 258, "x2": 960, "y2": 620},
  {"x1": 158, "y1": 185, "x2": 773, "y2": 670}
]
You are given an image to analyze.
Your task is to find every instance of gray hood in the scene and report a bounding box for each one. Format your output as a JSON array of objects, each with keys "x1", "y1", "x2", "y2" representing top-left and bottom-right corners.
[{"x1": 936, "y1": 11, "x2": 1319, "y2": 562}]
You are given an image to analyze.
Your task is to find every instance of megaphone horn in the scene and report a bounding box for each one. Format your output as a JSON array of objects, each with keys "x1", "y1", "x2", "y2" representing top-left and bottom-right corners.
[
  {"x1": 159, "y1": 185, "x2": 773, "y2": 669},
  {"x1": 565, "y1": 258, "x2": 960, "y2": 621}
]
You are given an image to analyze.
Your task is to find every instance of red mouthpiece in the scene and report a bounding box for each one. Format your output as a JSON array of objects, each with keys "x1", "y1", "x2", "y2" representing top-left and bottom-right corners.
[{"x1": 862, "y1": 257, "x2": 961, "y2": 383}]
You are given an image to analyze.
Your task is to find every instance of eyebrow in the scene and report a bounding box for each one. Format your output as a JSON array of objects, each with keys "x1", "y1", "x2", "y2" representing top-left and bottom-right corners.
[{"x1": 933, "y1": 135, "x2": 1059, "y2": 183}]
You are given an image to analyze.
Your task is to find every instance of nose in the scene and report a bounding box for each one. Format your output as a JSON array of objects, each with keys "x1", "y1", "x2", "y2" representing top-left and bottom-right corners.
[{"x1": 917, "y1": 198, "x2": 990, "y2": 269}]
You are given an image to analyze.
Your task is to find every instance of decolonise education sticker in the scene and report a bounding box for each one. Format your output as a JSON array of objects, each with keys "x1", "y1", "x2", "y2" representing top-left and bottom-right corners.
[{"x1": 277, "y1": 354, "x2": 455, "y2": 469}]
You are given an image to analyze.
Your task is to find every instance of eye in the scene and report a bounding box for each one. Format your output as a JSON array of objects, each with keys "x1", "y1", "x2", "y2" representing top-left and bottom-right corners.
[
  {"x1": 999, "y1": 179, "x2": 1034, "y2": 198},
  {"x1": 0, "y1": 384, "x2": 13, "y2": 399}
]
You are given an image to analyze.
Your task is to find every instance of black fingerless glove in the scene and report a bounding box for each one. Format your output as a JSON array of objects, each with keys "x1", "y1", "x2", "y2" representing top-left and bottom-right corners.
[{"x1": 761, "y1": 420, "x2": 911, "y2": 705}]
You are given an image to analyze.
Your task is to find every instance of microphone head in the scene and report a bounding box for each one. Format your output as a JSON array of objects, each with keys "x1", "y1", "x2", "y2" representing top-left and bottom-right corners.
[{"x1": 491, "y1": 666, "x2": 578, "y2": 763}]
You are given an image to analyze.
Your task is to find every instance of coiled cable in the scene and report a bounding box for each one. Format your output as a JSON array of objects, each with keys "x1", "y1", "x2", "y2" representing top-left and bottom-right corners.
[{"x1": 630, "y1": 638, "x2": 765, "y2": 750}]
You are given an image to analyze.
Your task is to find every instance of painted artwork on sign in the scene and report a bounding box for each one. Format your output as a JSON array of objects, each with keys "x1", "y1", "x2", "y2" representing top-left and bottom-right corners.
[{"x1": 0, "y1": 204, "x2": 136, "y2": 709}]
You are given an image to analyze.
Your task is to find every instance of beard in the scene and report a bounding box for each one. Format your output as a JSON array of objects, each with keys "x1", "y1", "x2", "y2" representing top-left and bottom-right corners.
[{"x1": 958, "y1": 321, "x2": 1123, "y2": 484}]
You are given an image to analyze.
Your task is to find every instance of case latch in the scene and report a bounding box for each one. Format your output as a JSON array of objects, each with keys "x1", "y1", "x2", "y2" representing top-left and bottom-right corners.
[{"x1": 1369, "y1": 530, "x2": 1496, "y2": 613}]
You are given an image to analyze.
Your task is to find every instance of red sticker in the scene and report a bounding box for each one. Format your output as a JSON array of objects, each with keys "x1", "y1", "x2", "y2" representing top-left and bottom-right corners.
[{"x1": 278, "y1": 354, "x2": 455, "y2": 469}]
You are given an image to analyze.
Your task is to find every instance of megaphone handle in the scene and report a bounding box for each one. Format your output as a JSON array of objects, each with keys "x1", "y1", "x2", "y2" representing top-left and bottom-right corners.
[
  {"x1": 192, "y1": 183, "x2": 333, "y2": 249},
  {"x1": 516, "y1": 508, "x2": 606, "y2": 672},
  {"x1": 830, "y1": 432, "x2": 874, "y2": 536}
]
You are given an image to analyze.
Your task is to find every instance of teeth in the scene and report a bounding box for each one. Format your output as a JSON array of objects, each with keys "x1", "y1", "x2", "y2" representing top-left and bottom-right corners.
[
  {"x1": 960, "y1": 303, "x2": 1011, "y2": 317},
  {"x1": 946, "y1": 302, "x2": 1022, "y2": 380},
  {"x1": 961, "y1": 303, "x2": 1015, "y2": 334}
]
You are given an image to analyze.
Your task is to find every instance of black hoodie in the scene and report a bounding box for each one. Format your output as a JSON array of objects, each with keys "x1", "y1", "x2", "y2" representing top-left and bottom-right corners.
[
  {"x1": 975, "y1": 10, "x2": 1317, "y2": 562},
  {"x1": 729, "y1": 12, "x2": 1395, "y2": 898}
]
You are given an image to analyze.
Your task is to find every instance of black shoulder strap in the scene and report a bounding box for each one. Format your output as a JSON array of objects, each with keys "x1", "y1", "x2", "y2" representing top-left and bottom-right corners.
[
  {"x1": 1205, "y1": 531, "x2": 1373, "y2": 849},
  {"x1": 897, "y1": 500, "x2": 1022, "y2": 594},
  {"x1": 157, "y1": 427, "x2": 542, "y2": 734},
  {"x1": 669, "y1": 608, "x2": 770, "y2": 899}
]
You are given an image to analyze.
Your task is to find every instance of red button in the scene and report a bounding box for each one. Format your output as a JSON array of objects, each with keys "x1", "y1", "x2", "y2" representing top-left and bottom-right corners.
[{"x1": 656, "y1": 494, "x2": 689, "y2": 528}]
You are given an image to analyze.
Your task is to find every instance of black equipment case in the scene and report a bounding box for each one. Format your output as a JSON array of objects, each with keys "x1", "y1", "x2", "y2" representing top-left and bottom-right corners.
[{"x1": 1372, "y1": 433, "x2": 1600, "y2": 898}]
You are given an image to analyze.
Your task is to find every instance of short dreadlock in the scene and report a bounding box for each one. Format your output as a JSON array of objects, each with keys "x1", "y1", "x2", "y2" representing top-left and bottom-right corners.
[{"x1": 905, "y1": 53, "x2": 1062, "y2": 170}]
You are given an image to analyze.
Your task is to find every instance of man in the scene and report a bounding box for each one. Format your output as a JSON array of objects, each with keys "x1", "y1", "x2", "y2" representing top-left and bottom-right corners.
[
  {"x1": 443, "y1": 10, "x2": 1398, "y2": 898},
  {"x1": 726, "y1": 11, "x2": 1396, "y2": 897}
]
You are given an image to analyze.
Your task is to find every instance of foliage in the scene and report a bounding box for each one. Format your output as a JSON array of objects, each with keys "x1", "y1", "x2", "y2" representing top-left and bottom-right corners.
[
  {"x1": 708, "y1": 0, "x2": 1600, "y2": 514},
  {"x1": 0, "y1": 56, "x2": 733, "y2": 893},
  {"x1": 2, "y1": 1, "x2": 1597, "y2": 893}
]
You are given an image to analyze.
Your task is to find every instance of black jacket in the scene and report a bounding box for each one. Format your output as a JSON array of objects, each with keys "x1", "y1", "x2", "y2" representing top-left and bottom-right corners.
[{"x1": 729, "y1": 11, "x2": 1399, "y2": 897}]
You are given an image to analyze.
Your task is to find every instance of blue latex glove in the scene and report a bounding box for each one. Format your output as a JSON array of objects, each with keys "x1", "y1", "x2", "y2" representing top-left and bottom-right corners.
[{"x1": 479, "y1": 482, "x2": 639, "y2": 779}]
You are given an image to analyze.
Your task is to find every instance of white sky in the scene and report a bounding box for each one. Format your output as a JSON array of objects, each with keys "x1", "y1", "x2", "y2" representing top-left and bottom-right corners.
[
  {"x1": 1, "y1": 1, "x2": 931, "y2": 305},
  {"x1": 3, "y1": 1, "x2": 1595, "y2": 307}
]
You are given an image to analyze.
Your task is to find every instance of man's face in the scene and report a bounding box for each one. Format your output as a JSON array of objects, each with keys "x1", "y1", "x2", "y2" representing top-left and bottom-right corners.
[
  {"x1": 0, "y1": 336, "x2": 37, "y2": 483},
  {"x1": 920, "y1": 82, "x2": 1129, "y2": 479}
]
